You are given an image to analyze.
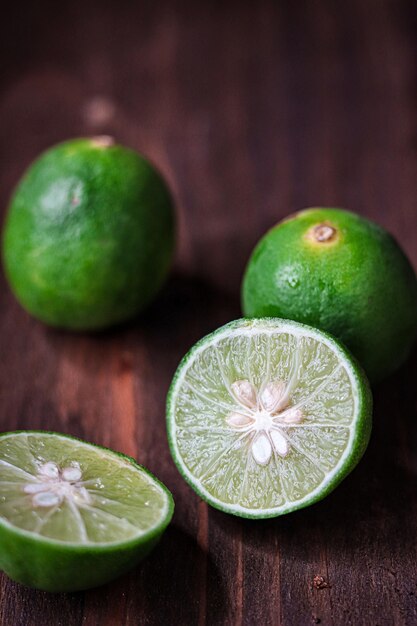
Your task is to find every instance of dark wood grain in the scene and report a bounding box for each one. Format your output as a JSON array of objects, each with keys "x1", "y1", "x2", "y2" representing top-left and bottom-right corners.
[{"x1": 1, "y1": 1, "x2": 417, "y2": 624}]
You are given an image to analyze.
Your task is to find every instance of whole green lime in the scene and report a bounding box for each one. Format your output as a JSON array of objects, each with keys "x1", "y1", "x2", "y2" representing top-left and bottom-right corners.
[
  {"x1": 3, "y1": 137, "x2": 175, "y2": 330},
  {"x1": 242, "y1": 208, "x2": 417, "y2": 383}
]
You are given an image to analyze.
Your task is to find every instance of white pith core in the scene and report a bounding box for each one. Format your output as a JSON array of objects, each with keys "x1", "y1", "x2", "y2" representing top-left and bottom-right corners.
[
  {"x1": 170, "y1": 320, "x2": 360, "y2": 515},
  {"x1": 23, "y1": 462, "x2": 91, "y2": 508},
  {"x1": 227, "y1": 379, "x2": 304, "y2": 465}
]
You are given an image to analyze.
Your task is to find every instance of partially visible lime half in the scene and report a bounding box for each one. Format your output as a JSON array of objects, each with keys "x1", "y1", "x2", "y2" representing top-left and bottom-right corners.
[
  {"x1": 167, "y1": 318, "x2": 372, "y2": 519},
  {"x1": 0, "y1": 431, "x2": 174, "y2": 591}
]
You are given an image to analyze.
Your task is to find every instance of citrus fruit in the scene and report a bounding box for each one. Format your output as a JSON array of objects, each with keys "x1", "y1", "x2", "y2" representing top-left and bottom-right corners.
[
  {"x1": 2, "y1": 137, "x2": 175, "y2": 330},
  {"x1": 167, "y1": 318, "x2": 372, "y2": 519},
  {"x1": 0, "y1": 431, "x2": 174, "y2": 591},
  {"x1": 242, "y1": 207, "x2": 417, "y2": 383}
]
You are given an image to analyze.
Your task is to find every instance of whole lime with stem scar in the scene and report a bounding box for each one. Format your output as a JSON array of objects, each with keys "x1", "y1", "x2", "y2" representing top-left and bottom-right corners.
[{"x1": 241, "y1": 207, "x2": 417, "y2": 383}]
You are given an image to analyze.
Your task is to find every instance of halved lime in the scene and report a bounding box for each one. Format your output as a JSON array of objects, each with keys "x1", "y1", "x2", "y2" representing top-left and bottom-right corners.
[
  {"x1": 167, "y1": 318, "x2": 372, "y2": 519},
  {"x1": 0, "y1": 431, "x2": 174, "y2": 591}
]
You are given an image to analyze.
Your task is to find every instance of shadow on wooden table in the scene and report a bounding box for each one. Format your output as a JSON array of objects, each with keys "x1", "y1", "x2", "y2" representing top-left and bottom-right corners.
[
  {"x1": 136, "y1": 524, "x2": 227, "y2": 625},
  {"x1": 138, "y1": 270, "x2": 242, "y2": 339},
  {"x1": 0, "y1": 524, "x2": 226, "y2": 626},
  {"x1": 75, "y1": 524, "x2": 227, "y2": 626},
  {"x1": 41, "y1": 270, "x2": 241, "y2": 356}
]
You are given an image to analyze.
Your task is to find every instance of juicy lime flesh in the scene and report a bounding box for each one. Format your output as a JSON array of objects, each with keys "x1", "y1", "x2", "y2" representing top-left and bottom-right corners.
[
  {"x1": 0, "y1": 433, "x2": 169, "y2": 544},
  {"x1": 168, "y1": 319, "x2": 371, "y2": 517}
]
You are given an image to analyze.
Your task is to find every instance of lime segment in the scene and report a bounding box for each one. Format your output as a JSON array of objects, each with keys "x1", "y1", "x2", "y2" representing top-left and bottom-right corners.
[
  {"x1": 167, "y1": 318, "x2": 372, "y2": 519},
  {"x1": 0, "y1": 431, "x2": 174, "y2": 591}
]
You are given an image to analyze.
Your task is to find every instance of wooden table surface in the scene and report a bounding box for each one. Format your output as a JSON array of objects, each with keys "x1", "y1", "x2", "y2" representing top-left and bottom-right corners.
[{"x1": 1, "y1": 1, "x2": 417, "y2": 624}]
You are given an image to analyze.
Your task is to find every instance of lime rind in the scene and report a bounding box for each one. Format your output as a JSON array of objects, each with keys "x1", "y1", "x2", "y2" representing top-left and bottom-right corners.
[{"x1": 167, "y1": 318, "x2": 372, "y2": 519}]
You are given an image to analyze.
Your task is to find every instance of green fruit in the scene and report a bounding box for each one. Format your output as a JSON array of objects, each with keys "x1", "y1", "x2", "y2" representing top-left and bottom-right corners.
[
  {"x1": 3, "y1": 137, "x2": 175, "y2": 330},
  {"x1": 167, "y1": 318, "x2": 372, "y2": 519},
  {"x1": 0, "y1": 431, "x2": 174, "y2": 591},
  {"x1": 242, "y1": 208, "x2": 417, "y2": 383}
]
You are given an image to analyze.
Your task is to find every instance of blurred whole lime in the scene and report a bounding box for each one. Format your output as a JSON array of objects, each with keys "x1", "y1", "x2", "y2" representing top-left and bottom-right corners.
[
  {"x1": 3, "y1": 137, "x2": 175, "y2": 330},
  {"x1": 242, "y1": 207, "x2": 417, "y2": 383}
]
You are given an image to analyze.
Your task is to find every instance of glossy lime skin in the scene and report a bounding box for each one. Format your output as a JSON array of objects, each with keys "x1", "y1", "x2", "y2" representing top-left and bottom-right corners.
[
  {"x1": 0, "y1": 431, "x2": 174, "y2": 592},
  {"x1": 242, "y1": 208, "x2": 417, "y2": 383},
  {"x1": 0, "y1": 517, "x2": 161, "y2": 592},
  {"x1": 3, "y1": 138, "x2": 175, "y2": 330}
]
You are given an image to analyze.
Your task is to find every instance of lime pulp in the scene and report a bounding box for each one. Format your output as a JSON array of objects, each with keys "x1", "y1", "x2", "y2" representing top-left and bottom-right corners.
[{"x1": 167, "y1": 318, "x2": 372, "y2": 519}]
